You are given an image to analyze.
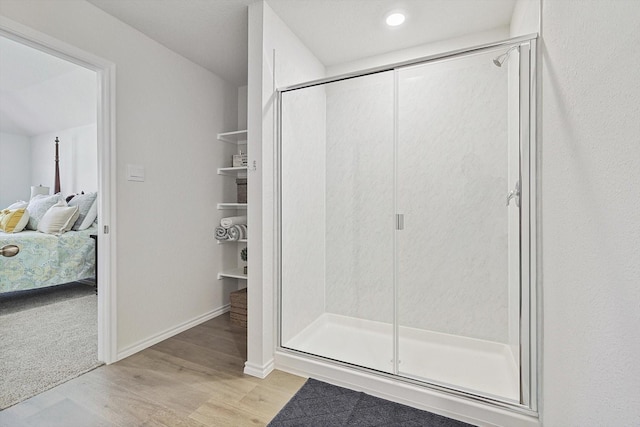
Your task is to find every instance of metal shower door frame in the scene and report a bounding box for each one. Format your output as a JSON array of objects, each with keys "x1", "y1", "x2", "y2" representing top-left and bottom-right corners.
[{"x1": 275, "y1": 34, "x2": 538, "y2": 414}]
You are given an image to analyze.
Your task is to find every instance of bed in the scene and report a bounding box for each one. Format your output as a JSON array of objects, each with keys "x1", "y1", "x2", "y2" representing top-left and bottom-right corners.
[
  {"x1": 0, "y1": 226, "x2": 97, "y2": 293},
  {"x1": 0, "y1": 138, "x2": 98, "y2": 294}
]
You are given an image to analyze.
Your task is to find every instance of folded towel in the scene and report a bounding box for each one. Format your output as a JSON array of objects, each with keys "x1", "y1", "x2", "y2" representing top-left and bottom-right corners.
[
  {"x1": 215, "y1": 226, "x2": 229, "y2": 241},
  {"x1": 228, "y1": 224, "x2": 247, "y2": 241},
  {"x1": 221, "y1": 215, "x2": 247, "y2": 229}
]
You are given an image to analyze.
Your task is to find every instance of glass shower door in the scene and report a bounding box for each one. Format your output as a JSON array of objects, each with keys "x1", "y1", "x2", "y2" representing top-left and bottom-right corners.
[
  {"x1": 395, "y1": 48, "x2": 521, "y2": 402},
  {"x1": 279, "y1": 41, "x2": 535, "y2": 407},
  {"x1": 280, "y1": 71, "x2": 396, "y2": 373}
]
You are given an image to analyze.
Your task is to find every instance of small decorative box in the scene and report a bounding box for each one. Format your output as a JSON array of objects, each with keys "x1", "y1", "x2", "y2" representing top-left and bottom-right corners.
[{"x1": 232, "y1": 153, "x2": 248, "y2": 167}]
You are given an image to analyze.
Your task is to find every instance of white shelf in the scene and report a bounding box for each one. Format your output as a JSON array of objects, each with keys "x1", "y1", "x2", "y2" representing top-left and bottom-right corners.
[
  {"x1": 217, "y1": 203, "x2": 247, "y2": 210},
  {"x1": 217, "y1": 130, "x2": 247, "y2": 144},
  {"x1": 217, "y1": 166, "x2": 248, "y2": 177},
  {"x1": 217, "y1": 239, "x2": 247, "y2": 245},
  {"x1": 217, "y1": 267, "x2": 247, "y2": 280},
  {"x1": 216, "y1": 127, "x2": 248, "y2": 285}
]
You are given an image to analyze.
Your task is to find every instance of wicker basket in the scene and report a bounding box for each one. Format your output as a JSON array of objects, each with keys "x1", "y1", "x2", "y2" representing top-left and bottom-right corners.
[
  {"x1": 236, "y1": 178, "x2": 247, "y2": 204},
  {"x1": 230, "y1": 288, "x2": 247, "y2": 327}
]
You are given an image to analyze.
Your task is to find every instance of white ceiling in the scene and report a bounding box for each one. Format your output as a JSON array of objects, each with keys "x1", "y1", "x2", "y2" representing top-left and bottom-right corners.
[
  {"x1": 87, "y1": 0, "x2": 518, "y2": 86},
  {"x1": 0, "y1": 0, "x2": 519, "y2": 137},
  {"x1": 0, "y1": 36, "x2": 97, "y2": 137},
  {"x1": 88, "y1": 0, "x2": 255, "y2": 87},
  {"x1": 267, "y1": 0, "x2": 517, "y2": 67}
]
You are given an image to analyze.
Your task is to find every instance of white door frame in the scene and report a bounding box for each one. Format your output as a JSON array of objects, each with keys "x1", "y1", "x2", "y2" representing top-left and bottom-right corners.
[{"x1": 0, "y1": 16, "x2": 117, "y2": 363}]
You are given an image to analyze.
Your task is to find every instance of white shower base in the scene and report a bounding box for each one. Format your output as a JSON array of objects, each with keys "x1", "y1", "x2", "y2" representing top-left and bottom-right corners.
[{"x1": 284, "y1": 313, "x2": 519, "y2": 401}]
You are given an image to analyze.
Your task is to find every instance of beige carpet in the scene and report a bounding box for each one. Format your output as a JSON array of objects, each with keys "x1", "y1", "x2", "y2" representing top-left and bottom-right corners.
[{"x1": 0, "y1": 284, "x2": 102, "y2": 409}]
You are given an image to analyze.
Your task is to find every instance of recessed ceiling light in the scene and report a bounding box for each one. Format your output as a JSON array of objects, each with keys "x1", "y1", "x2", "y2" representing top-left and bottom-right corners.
[{"x1": 385, "y1": 12, "x2": 406, "y2": 27}]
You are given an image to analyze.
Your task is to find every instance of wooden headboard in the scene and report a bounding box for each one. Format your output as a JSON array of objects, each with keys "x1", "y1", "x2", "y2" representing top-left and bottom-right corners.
[{"x1": 54, "y1": 137, "x2": 60, "y2": 194}]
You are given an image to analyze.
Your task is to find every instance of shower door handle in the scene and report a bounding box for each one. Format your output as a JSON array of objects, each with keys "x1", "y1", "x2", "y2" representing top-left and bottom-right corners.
[
  {"x1": 396, "y1": 214, "x2": 404, "y2": 230},
  {"x1": 507, "y1": 181, "x2": 520, "y2": 207}
]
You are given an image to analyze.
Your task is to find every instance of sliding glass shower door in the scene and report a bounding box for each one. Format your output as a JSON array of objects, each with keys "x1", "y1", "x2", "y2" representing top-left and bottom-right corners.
[
  {"x1": 280, "y1": 71, "x2": 396, "y2": 373},
  {"x1": 395, "y1": 49, "x2": 521, "y2": 401},
  {"x1": 278, "y1": 40, "x2": 535, "y2": 407}
]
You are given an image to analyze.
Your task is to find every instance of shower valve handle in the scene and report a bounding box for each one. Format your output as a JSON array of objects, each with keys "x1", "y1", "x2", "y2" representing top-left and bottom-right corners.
[{"x1": 507, "y1": 181, "x2": 520, "y2": 207}]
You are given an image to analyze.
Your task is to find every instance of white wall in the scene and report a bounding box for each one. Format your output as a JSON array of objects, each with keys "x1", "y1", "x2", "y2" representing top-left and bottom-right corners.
[
  {"x1": 237, "y1": 85, "x2": 248, "y2": 130},
  {"x1": 0, "y1": 132, "x2": 30, "y2": 207},
  {"x1": 321, "y1": 54, "x2": 511, "y2": 343},
  {"x1": 284, "y1": 28, "x2": 515, "y2": 344},
  {"x1": 280, "y1": 84, "x2": 326, "y2": 344},
  {"x1": 283, "y1": 45, "x2": 514, "y2": 345},
  {"x1": 540, "y1": 0, "x2": 640, "y2": 425},
  {"x1": 323, "y1": 73, "x2": 395, "y2": 325},
  {"x1": 247, "y1": 0, "x2": 326, "y2": 375},
  {"x1": 326, "y1": 28, "x2": 509, "y2": 77},
  {"x1": 396, "y1": 54, "x2": 510, "y2": 343},
  {"x1": 511, "y1": 0, "x2": 539, "y2": 37},
  {"x1": 0, "y1": 0, "x2": 239, "y2": 355},
  {"x1": 0, "y1": 124, "x2": 97, "y2": 208},
  {"x1": 30, "y1": 124, "x2": 97, "y2": 196},
  {"x1": 322, "y1": 26, "x2": 521, "y2": 345}
]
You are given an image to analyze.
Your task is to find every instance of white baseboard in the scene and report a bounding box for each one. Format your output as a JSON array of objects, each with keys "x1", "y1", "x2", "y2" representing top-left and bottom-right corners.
[
  {"x1": 244, "y1": 359, "x2": 275, "y2": 378},
  {"x1": 116, "y1": 304, "x2": 230, "y2": 361},
  {"x1": 275, "y1": 350, "x2": 540, "y2": 427}
]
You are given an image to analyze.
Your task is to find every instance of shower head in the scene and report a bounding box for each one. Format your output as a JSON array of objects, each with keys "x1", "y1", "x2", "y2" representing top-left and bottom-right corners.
[{"x1": 493, "y1": 45, "x2": 520, "y2": 67}]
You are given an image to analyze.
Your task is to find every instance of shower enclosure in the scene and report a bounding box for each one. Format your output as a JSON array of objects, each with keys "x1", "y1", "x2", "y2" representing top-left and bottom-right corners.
[{"x1": 277, "y1": 37, "x2": 536, "y2": 409}]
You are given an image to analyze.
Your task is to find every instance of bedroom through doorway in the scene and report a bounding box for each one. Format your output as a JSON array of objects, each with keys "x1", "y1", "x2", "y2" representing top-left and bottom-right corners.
[{"x1": 0, "y1": 19, "x2": 115, "y2": 409}]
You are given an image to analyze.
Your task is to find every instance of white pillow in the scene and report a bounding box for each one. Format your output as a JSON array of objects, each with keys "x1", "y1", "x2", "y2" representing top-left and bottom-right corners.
[
  {"x1": 6, "y1": 200, "x2": 28, "y2": 210},
  {"x1": 37, "y1": 202, "x2": 79, "y2": 235},
  {"x1": 76, "y1": 198, "x2": 98, "y2": 230},
  {"x1": 68, "y1": 192, "x2": 98, "y2": 230},
  {"x1": 26, "y1": 193, "x2": 66, "y2": 230}
]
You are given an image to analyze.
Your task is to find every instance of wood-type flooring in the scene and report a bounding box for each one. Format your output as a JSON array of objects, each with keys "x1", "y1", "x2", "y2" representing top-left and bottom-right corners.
[{"x1": 0, "y1": 313, "x2": 306, "y2": 427}]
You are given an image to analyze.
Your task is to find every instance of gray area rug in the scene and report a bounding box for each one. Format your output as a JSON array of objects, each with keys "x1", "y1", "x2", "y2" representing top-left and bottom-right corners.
[
  {"x1": 268, "y1": 378, "x2": 475, "y2": 427},
  {"x1": 0, "y1": 283, "x2": 102, "y2": 410}
]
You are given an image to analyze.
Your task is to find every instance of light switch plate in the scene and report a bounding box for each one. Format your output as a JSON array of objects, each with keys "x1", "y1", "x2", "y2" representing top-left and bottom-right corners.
[{"x1": 127, "y1": 164, "x2": 145, "y2": 182}]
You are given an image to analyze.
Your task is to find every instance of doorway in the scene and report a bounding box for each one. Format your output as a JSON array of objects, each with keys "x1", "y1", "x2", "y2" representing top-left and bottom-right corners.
[{"x1": 0, "y1": 17, "x2": 116, "y2": 365}]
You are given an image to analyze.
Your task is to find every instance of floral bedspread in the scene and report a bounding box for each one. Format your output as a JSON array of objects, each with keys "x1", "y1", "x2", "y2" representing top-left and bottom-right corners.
[{"x1": 0, "y1": 226, "x2": 96, "y2": 293}]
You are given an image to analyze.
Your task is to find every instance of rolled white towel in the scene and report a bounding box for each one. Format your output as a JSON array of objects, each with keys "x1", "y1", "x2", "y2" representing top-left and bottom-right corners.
[
  {"x1": 238, "y1": 224, "x2": 247, "y2": 239},
  {"x1": 215, "y1": 226, "x2": 229, "y2": 240},
  {"x1": 228, "y1": 224, "x2": 248, "y2": 241},
  {"x1": 228, "y1": 227, "x2": 238, "y2": 241},
  {"x1": 220, "y1": 215, "x2": 247, "y2": 229},
  {"x1": 228, "y1": 225, "x2": 240, "y2": 241}
]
